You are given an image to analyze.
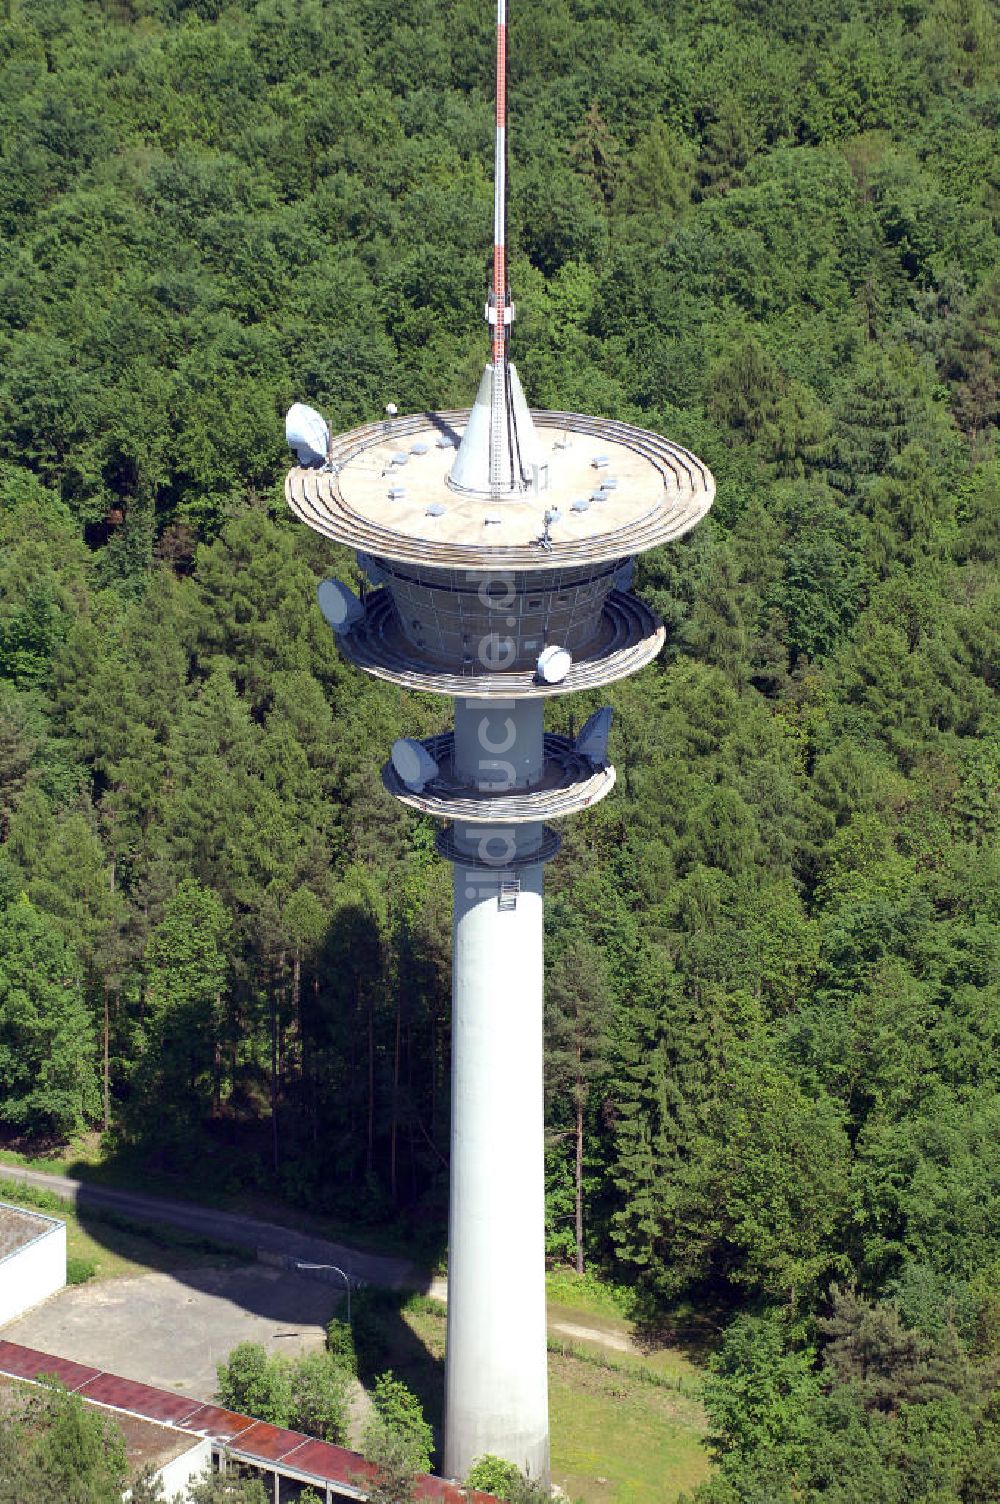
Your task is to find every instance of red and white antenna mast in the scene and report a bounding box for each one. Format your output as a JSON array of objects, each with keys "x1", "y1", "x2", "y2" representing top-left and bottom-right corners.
[
  {"x1": 490, "y1": 0, "x2": 510, "y2": 367},
  {"x1": 447, "y1": 0, "x2": 542, "y2": 500}
]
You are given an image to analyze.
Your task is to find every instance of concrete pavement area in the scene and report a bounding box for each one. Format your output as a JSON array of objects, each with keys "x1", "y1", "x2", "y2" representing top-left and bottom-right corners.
[{"x1": 1, "y1": 1263, "x2": 342, "y2": 1400}]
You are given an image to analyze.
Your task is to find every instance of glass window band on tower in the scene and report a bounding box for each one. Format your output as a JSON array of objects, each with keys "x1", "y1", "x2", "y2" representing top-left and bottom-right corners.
[{"x1": 368, "y1": 558, "x2": 631, "y2": 668}]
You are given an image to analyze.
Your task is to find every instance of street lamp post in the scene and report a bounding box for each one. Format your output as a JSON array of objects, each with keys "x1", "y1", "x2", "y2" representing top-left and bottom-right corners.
[{"x1": 295, "y1": 1261, "x2": 353, "y2": 1327}]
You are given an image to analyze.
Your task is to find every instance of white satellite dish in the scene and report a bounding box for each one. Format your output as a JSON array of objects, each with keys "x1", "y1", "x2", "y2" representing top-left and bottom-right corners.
[
  {"x1": 576, "y1": 706, "x2": 613, "y2": 764},
  {"x1": 286, "y1": 403, "x2": 330, "y2": 468},
  {"x1": 390, "y1": 738, "x2": 440, "y2": 790},
  {"x1": 537, "y1": 645, "x2": 573, "y2": 685},
  {"x1": 317, "y1": 578, "x2": 364, "y2": 633}
]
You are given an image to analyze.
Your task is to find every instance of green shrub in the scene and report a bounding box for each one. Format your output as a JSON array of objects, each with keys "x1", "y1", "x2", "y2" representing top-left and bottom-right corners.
[
  {"x1": 465, "y1": 1454, "x2": 522, "y2": 1498},
  {"x1": 401, "y1": 1293, "x2": 446, "y2": 1318},
  {"x1": 288, "y1": 1351, "x2": 351, "y2": 1444},
  {"x1": 216, "y1": 1343, "x2": 293, "y2": 1427},
  {"x1": 368, "y1": 1370, "x2": 433, "y2": 1473},
  {"x1": 66, "y1": 1256, "x2": 96, "y2": 1285},
  {"x1": 464, "y1": 1456, "x2": 551, "y2": 1502},
  {"x1": 187, "y1": 1463, "x2": 269, "y2": 1502},
  {"x1": 325, "y1": 1316, "x2": 358, "y2": 1375},
  {"x1": 351, "y1": 1290, "x2": 394, "y2": 1375}
]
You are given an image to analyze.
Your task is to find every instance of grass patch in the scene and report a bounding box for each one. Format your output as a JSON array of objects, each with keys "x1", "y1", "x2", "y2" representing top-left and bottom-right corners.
[
  {"x1": 397, "y1": 1290, "x2": 710, "y2": 1502},
  {"x1": 0, "y1": 1146, "x2": 88, "y2": 1176},
  {"x1": 0, "y1": 1180, "x2": 247, "y2": 1283},
  {"x1": 549, "y1": 1349, "x2": 709, "y2": 1504},
  {"x1": 546, "y1": 1267, "x2": 636, "y2": 1323},
  {"x1": 66, "y1": 1257, "x2": 97, "y2": 1286},
  {"x1": 545, "y1": 1337, "x2": 701, "y2": 1398}
]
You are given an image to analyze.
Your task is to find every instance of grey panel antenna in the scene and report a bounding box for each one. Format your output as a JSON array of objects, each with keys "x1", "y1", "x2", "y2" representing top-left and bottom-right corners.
[{"x1": 576, "y1": 705, "x2": 613, "y2": 764}]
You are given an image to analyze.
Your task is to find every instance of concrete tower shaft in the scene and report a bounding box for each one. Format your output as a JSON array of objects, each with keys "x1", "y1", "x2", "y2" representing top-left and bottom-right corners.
[
  {"x1": 447, "y1": 855, "x2": 548, "y2": 1480},
  {"x1": 445, "y1": 694, "x2": 550, "y2": 1481}
]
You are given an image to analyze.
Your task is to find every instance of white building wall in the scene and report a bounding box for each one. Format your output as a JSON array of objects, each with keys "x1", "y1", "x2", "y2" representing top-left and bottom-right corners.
[
  {"x1": 156, "y1": 1439, "x2": 212, "y2": 1502},
  {"x1": 0, "y1": 1210, "x2": 66, "y2": 1327}
]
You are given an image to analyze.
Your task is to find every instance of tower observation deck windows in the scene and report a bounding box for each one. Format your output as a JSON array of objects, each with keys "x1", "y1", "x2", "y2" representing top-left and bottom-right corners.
[{"x1": 370, "y1": 558, "x2": 635, "y2": 671}]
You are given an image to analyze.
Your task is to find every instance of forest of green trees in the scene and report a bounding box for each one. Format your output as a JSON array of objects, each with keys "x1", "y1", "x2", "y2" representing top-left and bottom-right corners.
[{"x1": 0, "y1": 0, "x2": 997, "y2": 1497}]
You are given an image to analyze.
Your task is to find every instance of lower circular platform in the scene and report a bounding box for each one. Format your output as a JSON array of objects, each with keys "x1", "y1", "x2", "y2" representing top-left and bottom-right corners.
[
  {"x1": 435, "y1": 824, "x2": 562, "y2": 870},
  {"x1": 383, "y1": 733, "x2": 615, "y2": 822},
  {"x1": 337, "y1": 588, "x2": 664, "y2": 699}
]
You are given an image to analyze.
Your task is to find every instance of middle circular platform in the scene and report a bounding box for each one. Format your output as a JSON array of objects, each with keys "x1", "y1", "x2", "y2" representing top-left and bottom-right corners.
[{"x1": 336, "y1": 587, "x2": 664, "y2": 699}]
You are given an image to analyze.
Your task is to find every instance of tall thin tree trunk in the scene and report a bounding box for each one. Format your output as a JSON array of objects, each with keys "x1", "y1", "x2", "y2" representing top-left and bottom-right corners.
[
  {"x1": 366, "y1": 990, "x2": 375, "y2": 1177},
  {"x1": 429, "y1": 1014, "x2": 437, "y2": 1141},
  {"x1": 348, "y1": 988, "x2": 358, "y2": 1184},
  {"x1": 292, "y1": 948, "x2": 302, "y2": 1081},
  {"x1": 390, "y1": 996, "x2": 401, "y2": 1203},
  {"x1": 270, "y1": 985, "x2": 279, "y2": 1174},
  {"x1": 103, "y1": 988, "x2": 110, "y2": 1133},
  {"x1": 575, "y1": 1097, "x2": 585, "y2": 1276},
  {"x1": 311, "y1": 976, "x2": 320, "y2": 1150},
  {"x1": 213, "y1": 991, "x2": 222, "y2": 1115},
  {"x1": 103, "y1": 859, "x2": 115, "y2": 1133}
]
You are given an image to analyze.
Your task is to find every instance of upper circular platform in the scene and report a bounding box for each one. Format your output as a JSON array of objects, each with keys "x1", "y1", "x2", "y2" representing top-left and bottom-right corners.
[{"x1": 286, "y1": 409, "x2": 714, "y2": 572}]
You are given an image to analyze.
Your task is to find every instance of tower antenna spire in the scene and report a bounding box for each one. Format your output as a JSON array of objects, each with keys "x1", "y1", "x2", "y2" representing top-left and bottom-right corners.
[
  {"x1": 491, "y1": 0, "x2": 510, "y2": 367},
  {"x1": 487, "y1": 0, "x2": 521, "y2": 495},
  {"x1": 446, "y1": 0, "x2": 540, "y2": 501}
]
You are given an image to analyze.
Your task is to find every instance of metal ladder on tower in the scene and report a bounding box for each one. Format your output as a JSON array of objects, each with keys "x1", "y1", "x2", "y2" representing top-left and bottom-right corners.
[{"x1": 489, "y1": 359, "x2": 507, "y2": 497}]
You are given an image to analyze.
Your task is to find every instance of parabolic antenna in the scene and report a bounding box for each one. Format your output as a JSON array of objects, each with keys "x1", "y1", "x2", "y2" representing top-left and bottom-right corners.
[
  {"x1": 390, "y1": 738, "x2": 440, "y2": 790},
  {"x1": 536, "y1": 645, "x2": 573, "y2": 684},
  {"x1": 317, "y1": 578, "x2": 364, "y2": 633},
  {"x1": 286, "y1": 403, "x2": 330, "y2": 468},
  {"x1": 576, "y1": 705, "x2": 613, "y2": 764}
]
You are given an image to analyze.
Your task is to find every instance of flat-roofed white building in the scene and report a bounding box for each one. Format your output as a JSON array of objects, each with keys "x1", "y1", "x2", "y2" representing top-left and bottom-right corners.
[{"x1": 0, "y1": 1199, "x2": 66, "y2": 1327}]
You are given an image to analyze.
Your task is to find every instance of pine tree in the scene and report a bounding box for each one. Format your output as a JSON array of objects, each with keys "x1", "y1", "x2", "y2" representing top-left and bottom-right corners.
[
  {"x1": 546, "y1": 930, "x2": 613, "y2": 1274},
  {"x1": 27, "y1": 809, "x2": 127, "y2": 1129},
  {"x1": 138, "y1": 877, "x2": 229, "y2": 1136},
  {"x1": 0, "y1": 894, "x2": 99, "y2": 1136}
]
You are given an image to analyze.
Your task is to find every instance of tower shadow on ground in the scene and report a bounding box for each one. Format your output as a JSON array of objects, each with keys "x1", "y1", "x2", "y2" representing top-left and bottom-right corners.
[{"x1": 350, "y1": 1286, "x2": 446, "y2": 1459}]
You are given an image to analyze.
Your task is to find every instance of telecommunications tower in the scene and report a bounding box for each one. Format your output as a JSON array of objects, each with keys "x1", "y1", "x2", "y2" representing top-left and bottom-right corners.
[{"x1": 285, "y1": 1, "x2": 714, "y2": 1483}]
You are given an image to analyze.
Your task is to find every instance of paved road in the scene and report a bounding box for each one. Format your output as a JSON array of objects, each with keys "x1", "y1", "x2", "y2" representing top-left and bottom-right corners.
[
  {"x1": 0, "y1": 1164, "x2": 639, "y2": 1355},
  {"x1": 0, "y1": 1163, "x2": 417, "y2": 1292}
]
